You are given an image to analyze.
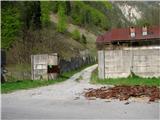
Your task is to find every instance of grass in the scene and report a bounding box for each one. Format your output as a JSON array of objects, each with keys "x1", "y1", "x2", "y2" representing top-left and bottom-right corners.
[
  {"x1": 91, "y1": 69, "x2": 160, "y2": 86},
  {"x1": 1, "y1": 64, "x2": 94, "y2": 93},
  {"x1": 6, "y1": 64, "x2": 31, "y2": 72},
  {"x1": 6, "y1": 64, "x2": 31, "y2": 82}
]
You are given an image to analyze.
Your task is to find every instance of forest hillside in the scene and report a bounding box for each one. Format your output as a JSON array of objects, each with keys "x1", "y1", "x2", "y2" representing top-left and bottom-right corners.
[{"x1": 1, "y1": 1, "x2": 160, "y2": 64}]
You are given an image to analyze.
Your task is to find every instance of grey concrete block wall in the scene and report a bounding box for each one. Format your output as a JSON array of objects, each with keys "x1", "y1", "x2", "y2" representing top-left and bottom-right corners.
[
  {"x1": 131, "y1": 47, "x2": 160, "y2": 77},
  {"x1": 98, "y1": 46, "x2": 160, "y2": 78},
  {"x1": 98, "y1": 50, "x2": 105, "y2": 79},
  {"x1": 105, "y1": 49, "x2": 130, "y2": 78},
  {"x1": 31, "y1": 53, "x2": 58, "y2": 80}
]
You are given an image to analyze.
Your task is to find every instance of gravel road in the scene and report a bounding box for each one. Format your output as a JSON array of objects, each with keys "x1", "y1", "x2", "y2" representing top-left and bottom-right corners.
[{"x1": 1, "y1": 64, "x2": 160, "y2": 119}]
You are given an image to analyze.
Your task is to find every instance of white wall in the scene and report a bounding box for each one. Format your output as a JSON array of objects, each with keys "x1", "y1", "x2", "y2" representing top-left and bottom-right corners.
[
  {"x1": 98, "y1": 46, "x2": 160, "y2": 78},
  {"x1": 98, "y1": 50, "x2": 105, "y2": 79},
  {"x1": 31, "y1": 53, "x2": 58, "y2": 80}
]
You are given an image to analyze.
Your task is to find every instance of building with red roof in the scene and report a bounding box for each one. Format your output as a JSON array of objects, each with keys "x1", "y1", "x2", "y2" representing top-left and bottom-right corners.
[
  {"x1": 97, "y1": 26, "x2": 160, "y2": 43},
  {"x1": 96, "y1": 26, "x2": 160, "y2": 79}
]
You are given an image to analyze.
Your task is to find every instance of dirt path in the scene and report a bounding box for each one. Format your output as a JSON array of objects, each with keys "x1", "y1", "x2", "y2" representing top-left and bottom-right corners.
[
  {"x1": 2, "y1": 64, "x2": 103, "y2": 100},
  {"x1": 2, "y1": 64, "x2": 159, "y2": 119}
]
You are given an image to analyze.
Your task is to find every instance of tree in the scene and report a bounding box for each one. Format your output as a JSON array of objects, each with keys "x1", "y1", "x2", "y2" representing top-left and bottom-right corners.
[
  {"x1": 20, "y1": 1, "x2": 41, "y2": 30},
  {"x1": 52, "y1": 1, "x2": 59, "y2": 13},
  {"x1": 1, "y1": 2, "x2": 22, "y2": 49},
  {"x1": 32, "y1": 1, "x2": 41, "y2": 30},
  {"x1": 71, "y1": 4, "x2": 82, "y2": 25},
  {"x1": 1, "y1": 1, "x2": 42, "y2": 49},
  {"x1": 41, "y1": 1, "x2": 51, "y2": 27},
  {"x1": 57, "y1": 4, "x2": 67, "y2": 33},
  {"x1": 65, "y1": 1, "x2": 71, "y2": 15}
]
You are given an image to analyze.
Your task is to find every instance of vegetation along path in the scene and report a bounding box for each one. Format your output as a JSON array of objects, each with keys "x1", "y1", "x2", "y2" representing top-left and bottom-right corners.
[{"x1": 2, "y1": 65, "x2": 159, "y2": 119}]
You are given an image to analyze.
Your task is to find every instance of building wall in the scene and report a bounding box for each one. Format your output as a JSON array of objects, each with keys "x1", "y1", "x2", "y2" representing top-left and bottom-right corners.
[
  {"x1": 98, "y1": 50, "x2": 105, "y2": 79},
  {"x1": 98, "y1": 46, "x2": 160, "y2": 78},
  {"x1": 31, "y1": 53, "x2": 58, "y2": 80}
]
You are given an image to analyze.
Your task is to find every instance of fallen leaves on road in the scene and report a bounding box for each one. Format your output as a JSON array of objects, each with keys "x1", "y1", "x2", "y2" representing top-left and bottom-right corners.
[{"x1": 84, "y1": 86, "x2": 160, "y2": 102}]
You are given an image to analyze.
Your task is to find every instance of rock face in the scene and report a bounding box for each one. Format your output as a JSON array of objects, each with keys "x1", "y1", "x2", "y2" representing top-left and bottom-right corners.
[
  {"x1": 113, "y1": 1, "x2": 160, "y2": 25},
  {"x1": 117, "y1": 3, "x2": 142, "y2": 23},
  {"x1": 84, "y1": 85, "x2": 160, "y2": 102}
]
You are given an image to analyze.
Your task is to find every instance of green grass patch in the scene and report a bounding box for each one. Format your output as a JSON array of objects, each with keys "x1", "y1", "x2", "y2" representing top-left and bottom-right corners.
[
  {"x1": 91, "y1": 69, "x2": 160, "y2": 86},
  {"x1": 1, "y1": 64, "x2": 94, "y2": 93},
  {"x1": 6, "y1": 64, "x2": 31, "y2": 72}
]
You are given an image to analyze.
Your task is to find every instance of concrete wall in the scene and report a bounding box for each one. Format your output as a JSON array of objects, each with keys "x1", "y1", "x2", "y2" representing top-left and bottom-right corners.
[
  {"x1": 98, "y1": 50, "x2": 105, "y2": 79},
  {"x1": 31, "y1": 53, "x2": 58, "y2": 80},
  {"x1": 31, "y1": 54, "x2": 48, "y2": 80},
  {"x1": 98, "y1": 46, "x2": 160, "y2": 78}
]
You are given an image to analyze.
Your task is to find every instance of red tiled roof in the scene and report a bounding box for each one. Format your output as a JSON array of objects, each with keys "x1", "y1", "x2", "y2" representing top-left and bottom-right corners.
[{"x1": 96, "y1": 26, "x2": 160, "y2": 43}]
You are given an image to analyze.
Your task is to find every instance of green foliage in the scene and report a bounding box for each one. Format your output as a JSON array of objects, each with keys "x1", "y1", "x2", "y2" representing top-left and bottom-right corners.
[
  {"x1": 22, "y1": 1, "x2": 41, "y2": 30},
  {"x1": 71, "y1": 4, "x2": 82, "y2": 25},
  {"x1": 1, "y1": 2, "x2": 22, "y2": 49},
  {"x1": 1, "y1": 1, "x2": 110, "y2": 49},
  {"x1": 65, "y1": 1, "x2": 71, "y2": 15},
  {"x1": 1, "y1": 1, "x2": 43, "y2": 49},
  {"x1": 40, "y1": 1, "x2": 51, "y2": 27},
  {"x1": 31, "y1": 1, "x2": 41, "y2": 30},
  {"x1": 1, "y1": 78, "x2": 66, "y2": 93},
  {"x1": 71, "y1": 29, "x2": 81, "y2": 41},
  {"x1": 18, "y1": 1, "x2": 41, "y2": 30},
  {"x1": 57, "y1": 4, "x2": 67, "y2": 33},
  {"x1": 102, "y1": 1, "x2": 112, "y2": 10},
  {"x1": 52, "y1": 1, "x2": 71, "y2": 15},
  {"x1": 70, "y1": 2, "x2": 109, "y2": 29},
  {"x1": 85, "y1": 1, "x2": 131, "y2": 29},
  {"x1": 71, "y1": 30, "x2": 87, "y2": 44},
  {"x1": 52, "y1": 1, "x2": 59, "y2": 13},
  {"x1": 136, "y1": 18, "x2": 151, "y2": 27},
  {"x1": 51, "y1": 1, "x2": 110, "y2": 29}
]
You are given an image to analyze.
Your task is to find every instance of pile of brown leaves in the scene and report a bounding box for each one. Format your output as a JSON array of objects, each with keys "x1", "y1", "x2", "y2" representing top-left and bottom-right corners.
[{"x1": 84, "y1": 85, "x2": 160, "y2": 102}]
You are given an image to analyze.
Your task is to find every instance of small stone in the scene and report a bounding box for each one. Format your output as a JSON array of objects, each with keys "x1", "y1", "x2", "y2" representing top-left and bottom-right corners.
[
  {"x1": 74, "y1": 97, "x2": 80, "y2": 100},
  {"x1": 124, "y1": 102, "x2": 130, "y2": 105}
]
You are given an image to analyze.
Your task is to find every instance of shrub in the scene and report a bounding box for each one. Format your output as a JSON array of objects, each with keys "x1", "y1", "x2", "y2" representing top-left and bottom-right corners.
[
  {"x1": 57, "y1": 4, "x2": 67, "y2": 33},
  {"x1": 71, "y1": 29, "x2": 81, "y2": 41}
]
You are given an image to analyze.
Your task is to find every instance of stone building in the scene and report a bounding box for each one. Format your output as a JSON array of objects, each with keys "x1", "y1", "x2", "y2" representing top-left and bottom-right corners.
[{"x1": 96, "y1": 26, "x2": 160, "y2": 79}]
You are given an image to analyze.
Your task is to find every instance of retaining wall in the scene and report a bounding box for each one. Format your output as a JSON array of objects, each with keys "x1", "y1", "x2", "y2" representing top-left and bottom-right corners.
[{"x1": 98, "y1": 46, "x2": 160, "y2": 78}]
